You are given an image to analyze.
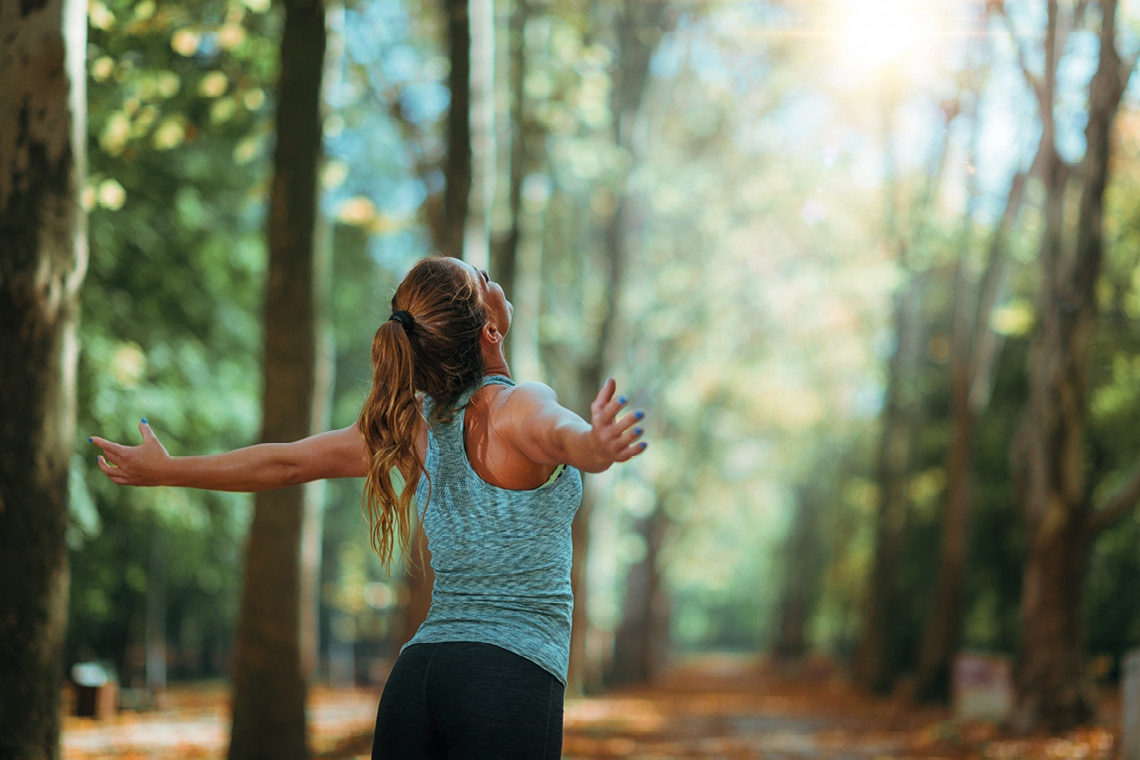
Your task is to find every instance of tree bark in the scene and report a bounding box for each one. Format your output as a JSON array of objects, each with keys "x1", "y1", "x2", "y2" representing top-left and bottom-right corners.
[
  {"x1": 0, "y1": 2, "x2": 86, "y2": 758},
  {"x1": 608, "y1": 496, "x2": 670, "y2": 687},
  {"x1": 775, "y1": 486, "x2": 824, "y2": 664},
  {"x1": 856, "y1": 92, "x2": 957, "y2": 695},
  {"x1": 464, "y1": 0, "x2": 495, "y2": 267},
  {"x1": 853, "y1": 273, "x2": 923, "y2": 694},
  {"x1": 1012, "y1": 0, "x2": 1132, "y2": 732},
  {"x1": 488, "y1": 0, "x2": 527, "y2": 315},
  {"x1": 913, "y1": 79, "x2": 1035, "y2": 702},
  {"x1": 440, "y1": 0, "x2": 472, "y2": 260},
  {"x1": 228, "y1": 1, "x2": 326, "y2": 757},
  {"x1": 145, "y1": 526, "x2": 167, "y2": 697}
]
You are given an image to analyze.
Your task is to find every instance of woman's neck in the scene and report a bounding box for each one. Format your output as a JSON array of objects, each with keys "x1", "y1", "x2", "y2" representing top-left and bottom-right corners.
[{"x1": 482, "y1": 346, "x2": 511, "y2": 379}]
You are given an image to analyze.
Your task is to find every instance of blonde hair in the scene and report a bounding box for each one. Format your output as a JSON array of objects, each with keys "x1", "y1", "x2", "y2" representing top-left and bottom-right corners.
[{"x1": 357, "y1": 257, "x2": 487, "y2": 570}]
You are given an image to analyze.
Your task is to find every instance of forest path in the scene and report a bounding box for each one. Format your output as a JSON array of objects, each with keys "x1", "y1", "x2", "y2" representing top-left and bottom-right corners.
[
  {"x1": 564, "y1": 654, "x2": 1118, "y2": 759},
  {"x1": 62, "y1": 654, "x2": 1120, "y2": 759}
]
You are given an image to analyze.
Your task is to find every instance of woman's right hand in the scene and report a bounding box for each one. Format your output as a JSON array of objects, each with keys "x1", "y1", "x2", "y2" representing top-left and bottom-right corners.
[
  {"x1": 91, "y1": 419, "x2": 170, "y2": 487},
  {"x1": 587, "y1": 378, "x2": 647, "y2": 466}
]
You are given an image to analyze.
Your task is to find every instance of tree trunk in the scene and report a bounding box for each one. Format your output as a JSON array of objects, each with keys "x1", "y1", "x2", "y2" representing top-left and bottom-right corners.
[
  {"x1": 775, "y1": 486, "x2": 824, "y2": 664},
  {"x1": 300, "y1": 214, "x2": 335, "y2": 681},
  {"x1": 396, "y1": 0, "x2": 475, "y2": 648},
  {"x1": 1013, "y1": 0, "x2": 1130, "y2": 731},
  {"x1": 607, "y1": 497, "x2": 669, "y2": 687},
  {"x1": 854, "y1": 274, "x2": 924, "y2": 693},
  {"x1": 488, "y1": 0, "x2": 527, "y2": 315},
  {"x1": 856, "y1": 91, "x2": 958, "y2": 694},
  {"x1": 567, "y1": 0, "x2": 668, "y2": 695},
  {"x1": 0, "y1": 3, "x2": 86, "y2": 758},
  {"x1": 464, "y1": 0, "x2": 495, "y2": 268},
  {"x1": 914, "y1": 337, "x2": 973, "y2": 701},
  {"x1": 440, "y1": 0, "x2": 471, "y2": 259},
  {"x1": 146, "y1": 526, "x2": 167, "y2": 697},
  {"x1": 914, "y1": 163, "x2": 1031, "y2": 701},
  {"x1": 228, "y1": 1, "x2": 326, "y2": 757}
]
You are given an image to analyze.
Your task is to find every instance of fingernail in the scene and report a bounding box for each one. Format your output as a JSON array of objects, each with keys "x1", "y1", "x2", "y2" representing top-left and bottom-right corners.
[
  {"x1": 634, "y1": 427, "x2": 642, "y2": 436},
  {"x1": 634, "y1": 410, "x2": 644, "y2": 420},
  {"x1": 617, "y1": 396, "x2": 627, "y2": 405},
  {"x1": 640, "y1": 442, "x2": 648, "y2": 449},
  {"x1": 88, "y1": 437, "x2": 93, "y2": 443},
  {"x1": 141, "y1": 418, "x2": 148, "y2": 424}
]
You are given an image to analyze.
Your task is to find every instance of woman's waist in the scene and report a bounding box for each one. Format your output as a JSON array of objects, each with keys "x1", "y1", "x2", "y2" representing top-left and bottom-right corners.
[
  {"x1": 418, "y1": 599, "x2": 573, "y2": 645},
  {"x1": 428, "y1": 585, "x2": 573, "y2": 613}
]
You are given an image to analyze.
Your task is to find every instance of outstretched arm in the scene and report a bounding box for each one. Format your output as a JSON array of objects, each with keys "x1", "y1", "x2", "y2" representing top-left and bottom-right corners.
[
  {"x1": 90, "y1": 419, "x2": 369, "y2": 491},
  {"x1": 506, "y1": 378, "x2": 647, "y2": 474}
]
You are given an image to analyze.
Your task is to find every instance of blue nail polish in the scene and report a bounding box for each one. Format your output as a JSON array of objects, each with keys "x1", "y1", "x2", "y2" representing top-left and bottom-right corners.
[
  {"x1": 617, "y1": 396, "x2": 627, "y2": 405},
  {"x1": 141, "y1": 418, "x2": 148, "y2": 424},
  {"x1": 634, "y1": 410, "x2": 644, "y2": 420},
  {"x1": 640, "y1": 442, "x2": 648, "y2": 449},
  {"x1": 88, "y1": 437, "x2": 93, "y2": 443},
  {"x1": 634, "y1": 427, "x2": 642, "y2": 436}
]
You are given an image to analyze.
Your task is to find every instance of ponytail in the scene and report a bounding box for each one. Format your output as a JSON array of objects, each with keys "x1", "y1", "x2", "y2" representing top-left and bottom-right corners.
[
  {"x1": 357, "y1": 256, "x2": 488, "y2": 570},
  {"x1": 359, "y1": 319, "x2": 424, "y2": 571}
]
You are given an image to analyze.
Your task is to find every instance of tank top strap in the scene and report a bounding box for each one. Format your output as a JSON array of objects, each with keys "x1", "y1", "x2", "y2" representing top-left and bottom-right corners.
[{"x1": 481, "y1": 374, "x2": 515, "y2": 389}]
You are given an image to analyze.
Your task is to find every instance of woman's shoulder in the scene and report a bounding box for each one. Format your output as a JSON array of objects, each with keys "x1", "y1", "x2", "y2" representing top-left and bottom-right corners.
[{"x1": 499, "y1": 380, "x2": 559, "y2": 411}]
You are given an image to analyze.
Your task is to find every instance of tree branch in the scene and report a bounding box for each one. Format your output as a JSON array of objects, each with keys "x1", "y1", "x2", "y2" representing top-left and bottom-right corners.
[
  {"x1": 1057, "y1": 0, "x2": 1091, "y2": 55},
  {"x1": 1091, "y1": 454, "x2": 1140, "y2": 535},
  {"x1": 998, "y1": 1, "x2": 1046, "y2": 115}
]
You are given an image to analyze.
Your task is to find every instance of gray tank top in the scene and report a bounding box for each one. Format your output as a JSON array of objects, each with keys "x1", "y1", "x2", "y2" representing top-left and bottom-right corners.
[{"x1": 402, "y1": 375, "x2": 584, "y2": 683}]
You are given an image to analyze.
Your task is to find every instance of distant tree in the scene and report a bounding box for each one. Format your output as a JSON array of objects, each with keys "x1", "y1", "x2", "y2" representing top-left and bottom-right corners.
[
  {"x1": 913, "y1": 11, "x2": 1036, "y2": 697},
  {"x1": 227, "y1": 0, "x2": 326, "y2": 756},
  {"x1": 488, "y1": 0, "x2": 530, "y2": 318},
  {"x1": 0, "y1": 2, "x2": 87, "y2": 758},
  {"x1": 608, "y1": 485, "x2": 670, "y2": 687},
  {"x1": 396, "y1": 0, "x2": 474, "y2": 651},
  {"x1": 439, "y1": 0, "x2": 471, "y2": 259},
  {"x1": 774, "y1": 484, "x2": 826, "y2": 664},
  {"x1": 855, "y1": 98, "x2": 958, "y2": 695},
  {"x1": 565, "y1": 0, "x2": 671, "y2": 694},
  {"x1": 913, "y1": 160, "x2": 1031, "y2": 702},
  {"x1": 1006, "y1": 0, "x2": 1140, "y2": 731}
]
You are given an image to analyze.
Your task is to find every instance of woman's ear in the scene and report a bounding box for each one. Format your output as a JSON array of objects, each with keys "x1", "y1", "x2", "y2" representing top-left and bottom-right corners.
[{"x1": 481, "y1": 321, "x2": 502, "y2": 345}]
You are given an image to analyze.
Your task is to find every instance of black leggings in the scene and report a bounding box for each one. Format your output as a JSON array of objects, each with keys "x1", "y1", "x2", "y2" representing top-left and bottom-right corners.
[{"x1": 371, "y1": 642, "x2": 565, "y2": 759}]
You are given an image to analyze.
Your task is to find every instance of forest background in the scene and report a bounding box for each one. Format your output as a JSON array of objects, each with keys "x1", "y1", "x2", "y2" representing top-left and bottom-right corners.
[{"x1": 4, "y1": 0, "x2": 1140, "y2": 757}]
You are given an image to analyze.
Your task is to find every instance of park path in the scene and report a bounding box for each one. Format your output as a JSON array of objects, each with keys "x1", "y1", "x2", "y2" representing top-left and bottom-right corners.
[{"x1": 62, "y1": 655, "x2": 1120, "y2": 759}]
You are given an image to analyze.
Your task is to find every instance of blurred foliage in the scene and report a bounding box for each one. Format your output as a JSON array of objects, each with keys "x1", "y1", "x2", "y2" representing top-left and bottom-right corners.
[
  {"x1": 72, "y1": 0, "x2": 281, "y2": 681},
  {"x1": 67, "y1": 0, "x2": 1140, "y2": 691}
]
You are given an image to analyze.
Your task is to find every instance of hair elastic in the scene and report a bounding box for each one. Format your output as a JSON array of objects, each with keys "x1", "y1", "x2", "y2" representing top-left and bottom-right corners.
[{"x1": 389, "y1": 310, "x2": 414, "y2": 331}]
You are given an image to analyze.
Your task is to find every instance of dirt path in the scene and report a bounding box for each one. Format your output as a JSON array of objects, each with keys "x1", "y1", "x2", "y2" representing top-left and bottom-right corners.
[
  {"x1": 62, "y1": 656, "x2": 1121, "y2": 759},
  {"x1": 563, "y1": 655, "x2": 1118, "y2": 759}
]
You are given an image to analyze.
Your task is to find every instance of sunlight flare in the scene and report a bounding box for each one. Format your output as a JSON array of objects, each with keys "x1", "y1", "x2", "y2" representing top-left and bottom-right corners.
[{"x1": 831, "y1": 0, "x2": 944, "y2": 82}]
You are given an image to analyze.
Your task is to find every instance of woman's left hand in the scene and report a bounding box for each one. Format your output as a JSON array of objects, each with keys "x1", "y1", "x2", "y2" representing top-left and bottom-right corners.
[{"x1": 91, "y1": 419, "x2": 171, "y2": 487}]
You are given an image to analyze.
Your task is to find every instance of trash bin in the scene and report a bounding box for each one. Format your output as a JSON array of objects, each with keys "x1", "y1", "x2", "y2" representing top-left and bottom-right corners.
[{"x1": 72, "y1": 661, "x2": 118, "y2": 719}]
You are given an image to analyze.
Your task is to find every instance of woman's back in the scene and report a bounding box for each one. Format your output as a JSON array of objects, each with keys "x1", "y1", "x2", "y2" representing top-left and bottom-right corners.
[
  {"x1": 454, "y1": 378, "x2": 563, "y2": 490},
  {"x1": 407, "y1": 375, "x2": 583, "y2": 683}
]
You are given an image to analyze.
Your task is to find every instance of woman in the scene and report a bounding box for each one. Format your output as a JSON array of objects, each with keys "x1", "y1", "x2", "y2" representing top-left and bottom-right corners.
[{"x1": 90, "y1": 255, "x2": 647, "y2": 758}]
